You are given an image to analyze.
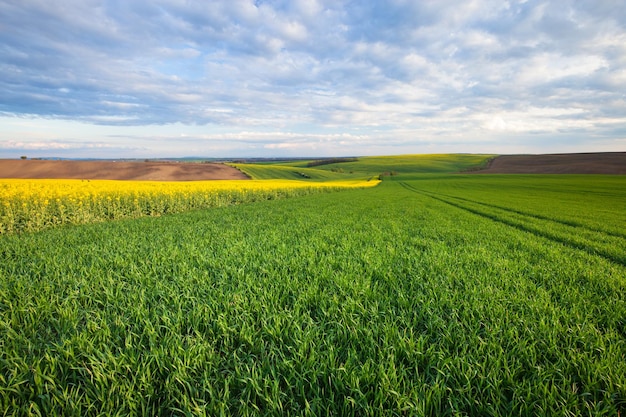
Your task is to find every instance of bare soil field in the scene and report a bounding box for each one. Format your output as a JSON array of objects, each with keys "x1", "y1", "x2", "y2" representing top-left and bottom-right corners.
[
  {"x1": 475, "y1": 152, "x2": 626, "y2": 174},
  {"x1": 0, "y1": 160, "x2": 250, "y2": 181}
]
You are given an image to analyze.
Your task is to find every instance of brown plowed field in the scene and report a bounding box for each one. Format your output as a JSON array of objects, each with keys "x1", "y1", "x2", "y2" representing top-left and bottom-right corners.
[
  {"x1": 0, "y1": 160, "x2": 250, "y2": 181},
  {"x1": 475, "y1": 152, "x2": 626, "y2": 174}
]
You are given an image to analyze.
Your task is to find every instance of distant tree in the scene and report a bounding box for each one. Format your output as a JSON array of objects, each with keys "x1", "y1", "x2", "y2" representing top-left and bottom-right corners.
[{"x1": 20, "y1": 155, "x2": 27, "y2": 160}]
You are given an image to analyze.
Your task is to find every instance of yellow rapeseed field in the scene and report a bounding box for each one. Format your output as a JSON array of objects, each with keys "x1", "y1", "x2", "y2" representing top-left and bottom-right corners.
[{"x1": 0, "y1": 178, "x2": 378, "y2": 234}]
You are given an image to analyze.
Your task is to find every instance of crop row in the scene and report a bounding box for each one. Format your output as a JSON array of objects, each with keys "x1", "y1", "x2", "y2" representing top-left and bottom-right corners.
[
  {"x1": 399, "y1": 180, "x2": 626, "y2": 267},
  {"x1": 403, "y1": 174, "x2": 626, "y2": 239},
  {"x1": 0, "y1": 178, "x2": 377, "y2": 234}
]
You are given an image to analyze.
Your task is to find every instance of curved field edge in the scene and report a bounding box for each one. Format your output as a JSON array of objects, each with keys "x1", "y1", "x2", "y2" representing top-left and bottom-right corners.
[
  {"x1": 231, "y1": 154, "x2": 495, "y2": 180},
  {"x1": 0, "y1": 178, "x2": 378, "y2": 235},
  {"x1": 0, "y1": 180, "x2": 624, "y2": 416}
]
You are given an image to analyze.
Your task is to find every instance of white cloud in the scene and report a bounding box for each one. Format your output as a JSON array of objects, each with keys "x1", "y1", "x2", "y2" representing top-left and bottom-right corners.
[{"x1": 518, "y1": 53, "x2": 608, "y2": 84}]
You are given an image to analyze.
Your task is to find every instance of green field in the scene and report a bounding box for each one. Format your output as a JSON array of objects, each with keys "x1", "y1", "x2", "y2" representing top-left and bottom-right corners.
[
  {"x1": 1, "y1": 155, "x2": 625, "y2": 416},
  {"x1": 232, "y1": 153, "x2": 493, "y2": 180}
]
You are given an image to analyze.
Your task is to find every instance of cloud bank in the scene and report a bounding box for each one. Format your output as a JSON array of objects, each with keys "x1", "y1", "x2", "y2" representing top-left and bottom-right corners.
[{"x1": 1, "y1": 0, "x2": 625, "y2": 157}]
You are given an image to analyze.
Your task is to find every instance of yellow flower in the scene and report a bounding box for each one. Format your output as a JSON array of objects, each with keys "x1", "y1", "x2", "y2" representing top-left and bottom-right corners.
[{"x1": 0, "y1": 177, "x2": 378, "y2": 234}]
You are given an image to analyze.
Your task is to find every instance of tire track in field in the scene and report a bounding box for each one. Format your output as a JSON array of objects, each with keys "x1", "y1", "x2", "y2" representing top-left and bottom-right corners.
[
  {"x1": 399, "y1": 182, "x2": 626, "y2": 267},
  {"x1": 435, "y1": 193, "x2": 626, "y2": 240}
]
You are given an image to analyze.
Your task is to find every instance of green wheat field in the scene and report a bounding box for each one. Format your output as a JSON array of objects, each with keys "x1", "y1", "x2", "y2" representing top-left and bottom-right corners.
[{"x1": 1, "y1": 154, "x2": 625, "y2": 416}]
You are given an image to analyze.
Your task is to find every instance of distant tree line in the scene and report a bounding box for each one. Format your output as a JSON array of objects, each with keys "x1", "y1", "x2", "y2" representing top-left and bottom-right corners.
[{"x1": 306, "y1": 157, "x2": 358, "y2": 167}]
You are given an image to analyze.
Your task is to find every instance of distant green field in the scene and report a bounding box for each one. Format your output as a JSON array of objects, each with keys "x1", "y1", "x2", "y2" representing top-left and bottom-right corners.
[
  {"x1": 325, "y1": 153, "x2": 494, "y2": 175},
  {"x1": 233, "y1": 153, "x2": 494, "y2": 180},
  {"x1": 231, "y1": 162, "x2": 358, "y2": 181},
  {"x1": 1, "y1": 155, "x2": 625, "y2": 416}
]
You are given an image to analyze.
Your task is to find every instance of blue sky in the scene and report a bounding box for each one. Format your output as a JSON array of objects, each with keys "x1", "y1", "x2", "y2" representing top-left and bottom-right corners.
[{"x1": 1, "y1": 0, "x2": 625, "y2": 158}]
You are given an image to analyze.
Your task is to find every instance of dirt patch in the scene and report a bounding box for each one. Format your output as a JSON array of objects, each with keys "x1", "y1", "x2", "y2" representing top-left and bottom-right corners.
[
  {"x1": 474, "y1": 152, "x2": 626, "y2": 174},
  {"x1": 0, "y1": 160, "x2": 250, "y2": 181}
]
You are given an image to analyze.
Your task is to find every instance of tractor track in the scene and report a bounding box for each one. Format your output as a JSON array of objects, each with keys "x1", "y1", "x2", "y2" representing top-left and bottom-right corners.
[{"x1": 399, "y1": 181, "x2": 626, "y2": 268}]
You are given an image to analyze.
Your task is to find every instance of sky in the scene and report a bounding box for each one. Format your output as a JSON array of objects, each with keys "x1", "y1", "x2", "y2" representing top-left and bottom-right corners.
[{"x1": 1, "y1": 0, "x2": 626, "y2": 159}]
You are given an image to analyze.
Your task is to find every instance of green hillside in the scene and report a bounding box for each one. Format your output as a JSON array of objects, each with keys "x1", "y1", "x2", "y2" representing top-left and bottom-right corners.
[
  {"x1": 230, "y1": 163, "x2": 360, "y2": 181},
  {"x1": 234, "y1": 154, "x2": 494, "y2": 180}
]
